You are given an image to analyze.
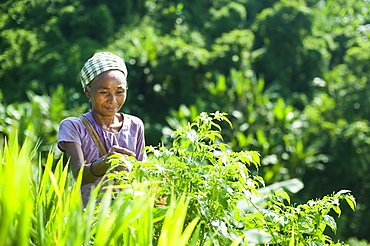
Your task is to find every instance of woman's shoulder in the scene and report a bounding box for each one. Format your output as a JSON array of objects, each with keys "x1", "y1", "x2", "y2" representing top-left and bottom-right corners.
[
  {"x1": 60, "y1": 116, "x2": 83, "y2": 125},
  {"x1": 59, "y1": 115, "x2": 87, "y2": 132},
  {"x1": 123, "y1": 113, "x2": 144, "y2": 125},
  {"x1": 60, "y1": 112, "x2": 91, "y2": 125},
  {"x1": 121, "y1": 113, "x2": 145, "y2": 132}
]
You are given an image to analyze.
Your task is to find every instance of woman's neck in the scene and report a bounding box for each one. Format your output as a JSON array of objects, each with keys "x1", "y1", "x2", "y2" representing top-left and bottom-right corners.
[{"x1": 91, "y1": 112, "x2": 123, "y2": 133}]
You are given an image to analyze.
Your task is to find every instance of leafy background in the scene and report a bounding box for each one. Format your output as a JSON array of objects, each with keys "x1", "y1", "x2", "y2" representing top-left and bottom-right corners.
[{"x1": 1, "y1": 0, "x2": 369, "y2": 243}]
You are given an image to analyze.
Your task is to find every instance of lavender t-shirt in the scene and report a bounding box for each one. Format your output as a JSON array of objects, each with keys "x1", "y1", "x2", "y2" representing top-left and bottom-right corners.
[
  {"x1": 58, "y1": 111, "x2": 146, "y2": 206},
  {"x1": 58, "y1": 111, "x2": 146, "y2": 161}
]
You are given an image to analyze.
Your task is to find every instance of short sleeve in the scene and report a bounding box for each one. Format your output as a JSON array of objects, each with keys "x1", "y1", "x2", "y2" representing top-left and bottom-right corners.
[{"x1": 57, "y1": 117, "x2": 83, "y2": 152}]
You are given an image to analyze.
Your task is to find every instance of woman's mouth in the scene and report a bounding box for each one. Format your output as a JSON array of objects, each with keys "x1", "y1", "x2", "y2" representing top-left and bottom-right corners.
[{"x1": 106, "y1": 107, "x2": 117, "y2": 112}]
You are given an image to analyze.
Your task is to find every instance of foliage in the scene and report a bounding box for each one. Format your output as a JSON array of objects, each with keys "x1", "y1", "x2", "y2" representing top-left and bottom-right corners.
[
  {"x1": 1, "y1": 0, "x2": 370, "y2": 242},
  {"x1": 0, "y1": 85, "x2": 86, "y2": 159},
  {"x1": 163, "y1": 65, "x2": 370, "y2": 240},
  {"x1": 347, "y1": 238, "x2": 370, "y2": 246},
  {"x1": 0, "y1": 132, "x2": 202, "y2": 245},
  {"x1": 0, "y1": 112, "x2": 356, "y2": 245},
  {"x1": 163, "y1": 70, "x2": 316, "y2": 184},
  {"x1": 248, "y1": 190, "x2": 356, "y2": 245},
  {"x1": 251, "y1": 0, "x2": 319, "y2": 96},
  {"x1": 109, "y1": 112, "x2": 355, "y2": 245}
]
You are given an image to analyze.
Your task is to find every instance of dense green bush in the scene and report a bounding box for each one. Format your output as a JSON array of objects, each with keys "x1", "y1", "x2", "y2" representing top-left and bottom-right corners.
[
  {"x1": 0, "y1": 86, "x2": 86, "y2": 158},
  {"x1": 1, "y1": 0, "x2": 370, "y2": 242}
]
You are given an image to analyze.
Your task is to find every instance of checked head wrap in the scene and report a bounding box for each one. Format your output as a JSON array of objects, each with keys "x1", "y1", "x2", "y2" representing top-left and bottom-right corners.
[{"x1": 80, "y1": 52, "x2": 128, "y2": 89}]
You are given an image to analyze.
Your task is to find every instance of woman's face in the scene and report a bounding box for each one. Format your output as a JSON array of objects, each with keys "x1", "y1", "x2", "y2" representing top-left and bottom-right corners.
[{"x1": 85, "y1": 70, "x2": 127, "y2": 117}]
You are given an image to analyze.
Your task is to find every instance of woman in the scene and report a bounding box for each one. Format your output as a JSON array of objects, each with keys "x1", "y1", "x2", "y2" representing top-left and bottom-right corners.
[{"x1": 58, "y1": 52, "x2": 146, "y2": 206}]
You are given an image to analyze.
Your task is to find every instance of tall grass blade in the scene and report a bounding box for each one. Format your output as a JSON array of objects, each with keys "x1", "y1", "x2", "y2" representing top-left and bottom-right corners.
[
  {"x1": 0, "y1": 135, "x2": 37, "y2": 245},
  {"x1": 158, "y1": 194, "x2": 199, "y2": 246}
]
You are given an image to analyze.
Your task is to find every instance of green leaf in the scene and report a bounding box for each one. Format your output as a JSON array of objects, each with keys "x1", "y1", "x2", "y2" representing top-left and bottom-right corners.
[
  {"x1": 336, "y1": 190, "x2": 351, "y2": 195},
  {"x1": 275, "y1": 190, "x2": 291, "y2": 204},
  {"x1": 323, "y1": 215, "x2": 337, "y2": 233},
  {"x1": 332, "y1": 205, "x2": 341, "y2": 217},
  {"x1": 230, "y1": 235, "x2": 244, "y2": 246},
  {"x1": 345, "y1": 196, "x2": 356, "y2": 211}
]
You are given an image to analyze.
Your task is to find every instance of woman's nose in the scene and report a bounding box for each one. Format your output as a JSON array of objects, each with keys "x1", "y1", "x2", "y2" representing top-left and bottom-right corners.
[{"x1": 108, "y1": 94, "x2": 117, "y2": 103}]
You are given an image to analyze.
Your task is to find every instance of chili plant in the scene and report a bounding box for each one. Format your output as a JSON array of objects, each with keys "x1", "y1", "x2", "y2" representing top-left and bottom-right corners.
[{"x1": 111, "y1": 111, "x2": 356, "y2": 245}]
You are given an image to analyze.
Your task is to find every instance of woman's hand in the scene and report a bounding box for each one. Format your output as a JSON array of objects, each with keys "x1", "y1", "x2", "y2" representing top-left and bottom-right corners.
[
  {"x1": 107, "y1": 145, "x2": 136, "y2": 158},
  {"x1": 106, "y1": 145, "x2": 136, "y2": 171}
]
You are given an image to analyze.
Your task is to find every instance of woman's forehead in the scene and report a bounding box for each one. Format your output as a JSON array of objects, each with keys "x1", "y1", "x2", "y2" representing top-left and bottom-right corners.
[{"x1": 90, "y1": 70, "x2": 127, "y2": 88}]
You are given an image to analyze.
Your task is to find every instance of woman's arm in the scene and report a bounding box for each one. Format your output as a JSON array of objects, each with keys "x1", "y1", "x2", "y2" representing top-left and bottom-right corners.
[
  {"x1": 64, "y1": 142, "x2": 136, "y2": 185},
  {"x1": 64, "y1": 142, "x2": 109, "y2": 185}
]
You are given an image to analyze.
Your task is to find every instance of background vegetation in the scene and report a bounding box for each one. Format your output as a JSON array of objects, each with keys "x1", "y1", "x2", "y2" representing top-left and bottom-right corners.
[{"x1": 1, "y1": 0, "x2": 369, "y2": 243}]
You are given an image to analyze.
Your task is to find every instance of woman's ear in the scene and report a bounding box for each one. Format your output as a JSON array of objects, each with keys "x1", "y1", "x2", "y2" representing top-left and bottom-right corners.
[{"x1": 84, "y1": 87, "x2": 91, "y2": 98}]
